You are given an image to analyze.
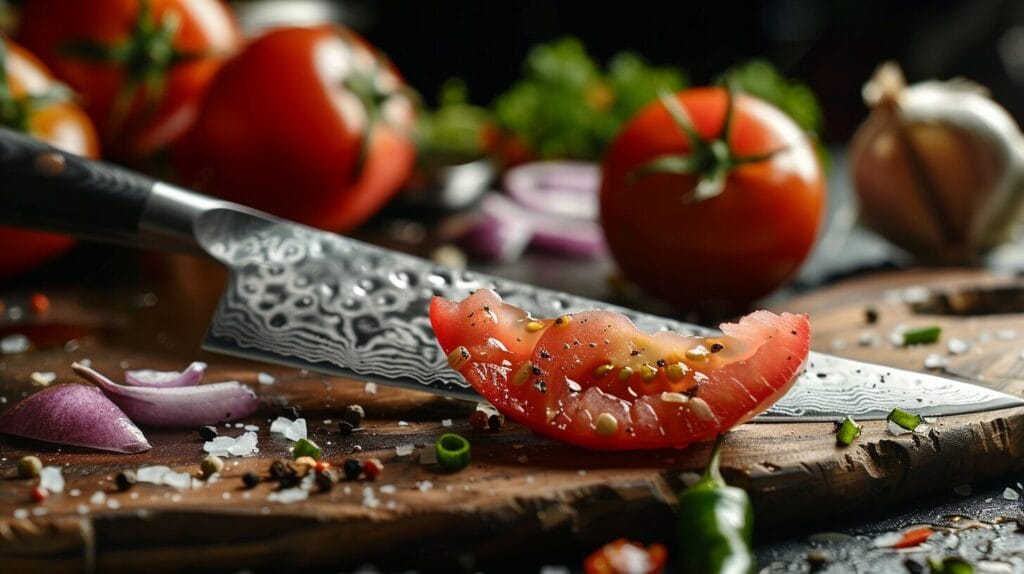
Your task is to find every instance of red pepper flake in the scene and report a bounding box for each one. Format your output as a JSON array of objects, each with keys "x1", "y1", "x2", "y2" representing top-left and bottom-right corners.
[
  {"x1": 892, "y1": 527, "x2": 935, "y2": 549},
  {"x1": 314, "y1": 461, "x2": 332, "y2": 473},
  {"x1": 30, "y1": 293, "x2": 50, "y2": 315},
  {"x1": 469, "y1": 410, "x2": 488, "y2": 432},
  {"x1": 362, "y1": 458, "x2": 383, "y2": 480},
  {"x1": 30, "y1": 486, "x2": 49, "y2": 503}
]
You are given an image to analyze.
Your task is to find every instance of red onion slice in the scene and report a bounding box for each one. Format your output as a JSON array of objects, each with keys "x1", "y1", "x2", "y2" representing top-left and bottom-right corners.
[
  {"x1": 74, "y1": 363, "x2": 259, "y2": 428},
  {"x1": 125, "y1": 361, "x2": 207, "y2": 387},
  {"x1": 503, "y1": 161, "x2": 601, "y2": 220},
  {"x1": 0, "y1": 384, "x2": 150, "y2": 453}
]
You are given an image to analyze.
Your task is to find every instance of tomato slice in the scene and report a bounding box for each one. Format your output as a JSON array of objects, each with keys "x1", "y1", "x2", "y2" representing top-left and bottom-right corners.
[{"x1": 430, "y1": 289, "x2": 809, "y2": 450}]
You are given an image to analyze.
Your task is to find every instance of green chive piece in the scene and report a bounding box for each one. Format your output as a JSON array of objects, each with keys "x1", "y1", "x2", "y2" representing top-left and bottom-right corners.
[
  {"x1": 887, "y1": 408, "x2": 924, "y2": 432},
  {"x1": 927, "y1": 556, "x2": 973, "y2": 574},
  {"x1": 436, "y1": 433, "x2": 471, "y2": 471},
  {"x1": 902, "y1": 325, "x2": 941, "y2": 346},
  {"x1": 835, "y1": 416, "x2": 862, "y2": 446},
  {"x1": 292, "y1": 438, "x2": 322, "y2": 460}
]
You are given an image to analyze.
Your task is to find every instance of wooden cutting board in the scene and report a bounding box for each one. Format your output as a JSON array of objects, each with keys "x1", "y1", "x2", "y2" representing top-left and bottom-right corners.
[{"x1": 3, "y1": 263, "x2": 1024, "y2": 573}]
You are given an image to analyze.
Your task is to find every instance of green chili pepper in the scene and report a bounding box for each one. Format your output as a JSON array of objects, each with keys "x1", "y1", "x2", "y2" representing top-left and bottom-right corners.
[
  {"x1": 292, "y1": 438, "x2": 322, "y2": 460},
  {"x1": 676, "y1": 435, "x2": 754, "y2": 574},
  {"x1": 928, "y1": 556, "x2": 973, "y2": 574},
  {"x1": 887, "y1": 408, "x2": 924, "y2": 432},
  {"x1": 902, "y1": 326, "x2": 941, "y2": 346},
  {"x1": 836, "y1": 416, "x2": 862, "y2": 446}
]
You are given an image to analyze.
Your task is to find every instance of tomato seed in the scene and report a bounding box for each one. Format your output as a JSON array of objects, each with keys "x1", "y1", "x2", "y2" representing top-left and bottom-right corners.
[
  {"x1": 512, "y1": 361, "x2": 533, "y2": 386},
  {"x1": 685, "y1": 346, "x2": 710, "y2": 361},
  {"x1": 640, "y1": 363, "x2": 658, "y2": 382},
  {"x1": 593, "y1": 363, "x2": 614, "y2": 377},
  {"x1": 666, "y1": 362, "x2": 689, "y2": 381},
  {"x1": 447, "y1": 346, "x2": 471, "y2": 370},
  {"x1": 595, "y1": 413, "x2": 618, "y2": 436},
  {"x1": 554, "y1": 315, "x2": 572, "y2": 327},
  {"x1": 525, "y1": 320, "x2": 545, "y2": 332},
  {"x1": 617, "y1": 366, "x2": 634, "y2": 381}
]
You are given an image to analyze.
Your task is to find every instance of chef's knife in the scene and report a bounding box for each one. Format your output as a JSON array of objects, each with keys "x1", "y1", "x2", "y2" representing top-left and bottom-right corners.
[{"x1": 0, "y1": 128, "x2": 1020, "y2": 421}]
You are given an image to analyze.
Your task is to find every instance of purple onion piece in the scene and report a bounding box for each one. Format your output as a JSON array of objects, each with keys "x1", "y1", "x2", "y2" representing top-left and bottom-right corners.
[
  {"x1": 125, "y1": 361, "x2": 207, "y2": 387},
  {"x1": 74, "y1": 363, "x2": 258, "y2": 428},
  {"x1": 503, "y1": 161, "x2": 601, "y2": 220},
  {"x1": 0, "y1": 384, "x2": 150, "y2": 453},
  {"x1": 457, "y1": 193, "x2": 534, "y2": 262},
  {"x1": 528, "y1": 211, "x2": 608, "y2": 257}
]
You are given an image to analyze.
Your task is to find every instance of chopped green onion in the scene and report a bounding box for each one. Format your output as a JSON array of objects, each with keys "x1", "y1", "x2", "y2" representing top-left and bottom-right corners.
[
  {"x1": 887, "y1": 408, "x2": 924, "y2": 431},
  {"x1": 902, "y1": 326, "x2": 941, "y2": 346},
  {"x1": 436, "y1": 433, "x2": 471, "y2": 471},
  {"x1": 927, "y1": 556, "x2": 973, "y2": 574},
  {"x1": 292, "y1": 437, "x2": 322, "y2": 460},
  {"x1": 835, "y1": 416, "x2": 862, "y2": 446}
]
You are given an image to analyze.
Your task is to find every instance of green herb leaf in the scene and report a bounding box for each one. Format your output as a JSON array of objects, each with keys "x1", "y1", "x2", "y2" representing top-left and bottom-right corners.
[
  {"x1": 887, "y1": 408, "x2": 925, "y2": 432},
  {"x1": 414, "y1": 78, "x2": 493, "y2": 157},
  {"x1": 436, "y1": 433, "x2": 470, "y2": 471},
  {"x1": 719, "y1": 59, "x2": 823, "y2": 135},
  {"x1": 292, "y1": 437, "x2": 322, "y2": 460},
  {"x1": 903, "y1": 326, "x2": 942, "y2": 346},
  {"x1": 927, "y1": 556, "x2": 973, "y2": 574},
  {"x1": 835, "y1": 416, "x2": 862, "y2": 446}
]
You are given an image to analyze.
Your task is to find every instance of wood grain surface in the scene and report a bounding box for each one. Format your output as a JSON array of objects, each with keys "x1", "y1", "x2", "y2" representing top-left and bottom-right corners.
[{"x1": 2, "y1": 262, "x2": 1024, "y2": 572}]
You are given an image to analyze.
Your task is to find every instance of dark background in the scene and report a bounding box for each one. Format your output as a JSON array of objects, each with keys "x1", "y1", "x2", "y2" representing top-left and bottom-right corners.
[{"x1": 335, "y1": 0, "x2": 1024, "y2": 143}]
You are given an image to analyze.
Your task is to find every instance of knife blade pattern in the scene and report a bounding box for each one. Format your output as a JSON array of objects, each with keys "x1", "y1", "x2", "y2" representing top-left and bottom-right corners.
[{"x1": 197, "y1": 209, "x2": 708, "y2": 398}]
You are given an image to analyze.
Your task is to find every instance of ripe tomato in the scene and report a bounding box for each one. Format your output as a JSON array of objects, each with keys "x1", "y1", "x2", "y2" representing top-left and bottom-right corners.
[
  {"x1": 583, "y1": 539, "x2": 668, "y2": 574},
  {"x1": 0, "y1": 38, "x2": 100, "y2": 278},
  {"x1": 599, "y1": 87, "x2": 825, "y2": 311},
  {"x1": 17, "y1": 0, "x2": 240, "y2": 160},
  {"x1": 173, "y1": 26, "x2": 416, "y2": 233},
  {"x1": 430, "y1": 289, "x2": 809, "y2": 450}
]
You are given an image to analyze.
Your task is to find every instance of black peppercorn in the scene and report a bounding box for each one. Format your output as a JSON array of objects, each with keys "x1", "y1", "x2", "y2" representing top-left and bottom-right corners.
[
  {"x1": 338, "y1": 421, "x2": 354, "y2": 436},
  {"x1": 269, "y1": 460, "x2": 287, "y2": 480},
  {"x1": 242, "y1": 472, "x2": 260, "y2": 489},
  {"x1": 115, "y1": 470, "x2": 136, "y2": 491},
  {"x1": 316, "y1": 469, "x2": 337, "y2": 492},
  {"x1": 342, "y1": 459, "x2": 362, "y2": 480},
  {"x1": 198, "y1": 425, "x2": 218, "y2": 441},
  {"x1": 342, "y1": 404, "x2": 365, "y2": 428}
]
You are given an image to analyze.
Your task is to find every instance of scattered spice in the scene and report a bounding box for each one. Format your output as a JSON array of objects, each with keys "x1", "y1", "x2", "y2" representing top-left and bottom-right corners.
[
  {"x1": 242, "y1": 472, "x2": 261, "y2": 489},
  {"x1": 200, "y1": 455, "x2": 225, "y2": 478},
  {"x1": 269, "y1": 460, "x2": 288, "y2": 481},
  {"x1": 291, "y1": 456, "x2": 317, "y2": 477},
  {"x1": 198, "y1": 426, "x2": 218, "y2": 441},
  {"x1": 115, "y1": 470, "x2": 137, "y2": 491},
  {"x1": 362, "y1": 458, "x2": 383, "y2": 480},
  {"x1": 835, "y1": 416, "x2": 862, "y2": 446},
  {"x1": 342, "y1": 404, "x2": 365, "y2": 428},
  {"x1": 338, "y1": 421, "x2": 355, "y2": 436},
  {"x1": 30, "y1": 486, "x2": 48, "y2": 503},
  {"x1": 487, "y1": 413, "x2": 504, "y2": 431},
  {"x1": 891, "y1": 527, "x2": 935, "y2": 549},
  {"x1": 316, "y1": 469, "x2": 337, "y2": 492},
  {"x1": 342, "y1": 459, "x2": 363, "y2": 481},
  {"x1": 292, "y1": 438, "x2": 322, "y2": 460},
  {"x1": 29, "y1": 293, "x2": 50, "y2": 315},
  {"x1": 469, "y1": 410, "x2": 489, "y2": 431},
  {"x1": 16, "y1": 455, "x2": 42, "y2": 479},
  {"x1": 864, "y1": 307, "x2": 879, "y2": 325},
  {"x1": 902, "y1": 326, "x2": 942, "y2": 346}
]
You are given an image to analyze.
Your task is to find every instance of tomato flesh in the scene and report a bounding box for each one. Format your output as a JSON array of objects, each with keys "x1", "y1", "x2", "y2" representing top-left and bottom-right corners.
[{"x1": 430, "y1": 290, "x2": 809, "y2": 450}]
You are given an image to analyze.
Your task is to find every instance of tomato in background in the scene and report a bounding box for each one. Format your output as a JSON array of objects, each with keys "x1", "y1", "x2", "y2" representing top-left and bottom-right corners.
[
  {"x1": 17, "y1": 0, "x2": 240, "y2": 161},
  {"x1": 599, "y1": 88, "x2": 825, "y2": 311},
  {"x1": 173, "y1": 26, "x2": 416, "y2": 233},
  {"x1": 0, "y1": 38, "x2": 99, "y2": 278}
]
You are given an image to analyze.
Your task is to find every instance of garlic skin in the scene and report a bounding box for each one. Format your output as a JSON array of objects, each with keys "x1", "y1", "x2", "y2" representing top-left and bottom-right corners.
[{"x1": 849, "y1": 63, "x2": 1024, "y2": 264}]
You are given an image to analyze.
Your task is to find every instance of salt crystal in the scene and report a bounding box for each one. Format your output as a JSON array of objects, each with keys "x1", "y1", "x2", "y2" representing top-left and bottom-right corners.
[
  {"x1": 343, "y1": 486, "x2": 351, "y2": 495},
  {"x1": 79, "y1": 358, "x2": 92, "y2": 367},
  {"x1": 517, "y1": 455, "x2": 529, "y2": 464},
  {"x1": 90, "y1": 491, "x2": 106, "y2": 505},
  {"x1": 323, "y1": 419, "x2": 332, "y2": 425},
  {"x1": 526, "y1": 475, "x2": 535, "y2": 484},
  {"x1": 364, "y1": 382, "x2": 378, "y2": 395},
  {"x1": 204, "y1": 431, "x2": 259, "y2": 457},
  {"x1": 30, "y1": 371, "x2": 57, "y2": 387},
  {"x1": 235, "y1": 423, "x2": 244, "y2": 428},
  {"x1": 395, "y1": 444, "x2": 414, "y2": 457},
  {"x1": 268, "y1": 484, "x2": 307, "y2": 503},
  {"x1": 244, "y1": 425, "x2": 259, "y2": 432},
  {"x1": 64, "y1": 340, "x2": 81, "y2": 353},
  {"x1": 76, "y1": 504, "x2": 89, "y2": 515},
  {"x1": 119, "y1": 360, "x2": 130, "y2": 369},
  {"x1": 1004, "y1": 487, "x2": 1020, "y2": 501},
  {"x1": 948, "y1": 338, "x2": 970, "y2": 355},
  {"x1": 8, "y1": 307, "x2": 23, "y2": 320},
  {"x1": 858, "y1": 333, "x2": 879, "y2": 347},
  {"x1": 417, "y1": 481, "x2": 433, "y2": 492},
  {"x1": 269, "y1": 417, "x2": 307, "y2": 441},
  {"x1": 923, "y1": 354, "x2": 948, "y2": 369},
  {"x1": 386, "y1": 500, "x2": 397, "y2": 510},
  {"x1": 257, "y1": 372, "x2": 276, "y2": 385},
  {"x1": 577, "y1": 469, "x2": 588, "y2": 477},
  {"x1": 171, "y1": 494, "x2": 183, "y2": 502},
  {"x1": 130, "y1": 492, "x2": 139, "y2": 500},
  {"x1": 222, "y1": 492, "x2": 231, "y2": 500},
  {"x1": 13, "y1": 508, "x2": 28, "y2": 519},
  {"x1": 106, "y1": 499, "x2": 121, "y2": 510},
  {"x1": 0, "y1": 397, "x2": 6, "y2": 404},
  {"x1": 419, "y1": 447, "x2": 437, "y2": 465},
  {"x1": 39, "y1": 466, "x2": 65, "y2": 493},
  {"x1": 379, "y1": 484, "x2": 397, "y2": 494},
  {"x1": 361, "y1": 487, "x2": 380, "y2": 508},
  {"x1": 397, "y1": 421, "x2": 409, "y2": 427},
  {"x1": 441, "y1": 419, "x2": 453, "y2": 428},
  {"x1": 998, "y1": 329, "x2": 1017, "y2": 341},
  {"x1": 31, "y1": 507, "x2": 47, "y2": 517},
  {"x1": 1, "y1": 334, "x2": 30, "y2": 354},
  {"x1": 69, "y1": 488, "x2": 81, "y2": 497}
]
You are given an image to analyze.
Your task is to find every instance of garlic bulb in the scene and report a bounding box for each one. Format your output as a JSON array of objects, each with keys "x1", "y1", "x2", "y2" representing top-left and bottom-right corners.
[{"x1": 849, "y1": 62, "x2": 1024, "y2": 264}]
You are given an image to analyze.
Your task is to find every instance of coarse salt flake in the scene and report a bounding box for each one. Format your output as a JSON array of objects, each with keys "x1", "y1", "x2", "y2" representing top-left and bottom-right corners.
[
  {"x1": 39, "y1": 466, "x2": 64, "y2": 493},
  {"x1": 1, "y1": 334, "x2": 30, "y2": 354},
  {"x1": 441, "y1": 419, "x2": 453, "y2": 428},
  {"x1": 364, "y1": 382, "x2": 378, "y2": 395},
  {"x1": 1004, "y1": 487, "x2": 1020, "y2": 501},
  {"x1": 269, "y1": 417, "x2": 307, "y2": 441},
  {"x1": 379, "y1": 484, "x2": 397, "y2": 494},
  {"x1": 923, "y1": 354, "x2": 948, "y2": 369},
  {"x1": 30, "y1": 371, "x2": 57, "y2": 387},
  {"x1": 268, "y1": 487, "x2": 309, "y2": 504},
  {"x1": 948, "y1": 338, "x2": 970, "y2": 355},
  {"x1": 204, "y1": 431, "x2": 259, "y2": 457},
  {"x1": 90, "y1": 491, "x2": 106, "y2": 505},
  {"x1": 397, "y1": 421, "x2": 409, "y2": 427},
  {"x1": 13, "y1": 508, "x2": 28, "y2": 519},
  {"x1": 395, "y1": 444, "x2": 414, "y2": 457},
  {"x1": 257, "y1": 372, "x2": 276, "y2": 385}
]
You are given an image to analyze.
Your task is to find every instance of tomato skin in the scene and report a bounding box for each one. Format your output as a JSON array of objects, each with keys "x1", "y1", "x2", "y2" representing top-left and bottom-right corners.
[
  {"x1": 431, "y1": 290, "x2": 809, "y2": 451},
  {"x1": 0, "y1": 38, "x2": 100, "y2": 278},
  {"x1": 17, "y1": 0, "x2": 240, "y2": 160},
  {"x1": 599, "y1": 87, "x2": 825, "y2": 310},
  {"x1": 173, "y1": 26, "x2": 416, "y2": 232}
]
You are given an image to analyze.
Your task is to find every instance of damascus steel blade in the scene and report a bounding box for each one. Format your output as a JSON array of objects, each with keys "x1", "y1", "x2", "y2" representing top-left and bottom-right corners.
[{"x1": 194, "y1": 208, "x2": 1024, "y2": 421}]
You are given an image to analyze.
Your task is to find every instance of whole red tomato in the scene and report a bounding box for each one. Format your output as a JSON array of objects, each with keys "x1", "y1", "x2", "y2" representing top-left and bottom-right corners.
[
  {"x1": 17, "y1": 0, "x2": 240, "y2": 161},
  {"x1": 173, "y1": 26, "x2": 416, "y2": 232},
  {"x1": 600, "y1": 88, "x2": 825, "y2": 310},
  {"x1": 0, "y1": 37, "x2": 100, "y2": 278}
]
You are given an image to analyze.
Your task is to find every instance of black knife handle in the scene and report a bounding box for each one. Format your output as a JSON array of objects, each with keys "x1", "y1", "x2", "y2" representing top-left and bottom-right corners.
[{"x1": 0, "y1": 127, "x2": 155, "y2": 241}]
